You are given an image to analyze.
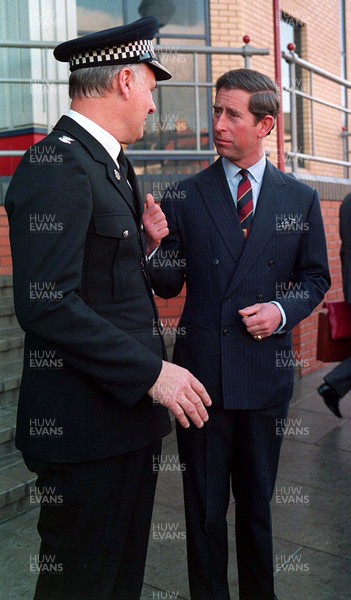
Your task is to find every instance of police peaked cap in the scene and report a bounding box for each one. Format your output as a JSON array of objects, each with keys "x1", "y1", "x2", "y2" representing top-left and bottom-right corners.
[{"x1": 54, "y1": 16, "x2": 172, "y2": 81}]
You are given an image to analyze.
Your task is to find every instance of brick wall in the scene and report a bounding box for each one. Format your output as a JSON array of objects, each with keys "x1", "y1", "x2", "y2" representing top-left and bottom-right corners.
[
  {"x1": 209, "y1": 0, "x2": 351, "y2": 178},
  {"x1": 295, "y1": 199, "x2": 343, "y2": 376},
  {"x1": 0, "y1": 207, "x2": 11, "y2": 275}
]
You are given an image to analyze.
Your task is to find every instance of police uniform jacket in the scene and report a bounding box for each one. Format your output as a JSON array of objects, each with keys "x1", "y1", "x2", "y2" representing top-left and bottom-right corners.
[{"x1": 5, "y1": 116, "x2": 171, "y2": 463}]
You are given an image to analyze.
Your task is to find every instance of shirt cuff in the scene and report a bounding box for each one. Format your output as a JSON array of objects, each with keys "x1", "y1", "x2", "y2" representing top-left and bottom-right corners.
[
  {"x1": 270, "y1": 301, "x2": 286, "y2": 333},
  {"x1": 146, "y1": 246, "x2": 159, "y2": 261}
]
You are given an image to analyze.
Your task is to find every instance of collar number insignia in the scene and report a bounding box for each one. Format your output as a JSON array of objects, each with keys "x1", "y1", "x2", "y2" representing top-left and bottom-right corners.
[{"x1": 114, "y1": 168, "x2": 121, "y2": 181}]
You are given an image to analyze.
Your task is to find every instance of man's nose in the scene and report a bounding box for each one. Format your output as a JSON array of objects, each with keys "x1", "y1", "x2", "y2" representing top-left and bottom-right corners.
[
  {"x1": 214, "y1": 113, "x2": 226, "y2": 131},
  {"x1": 148, "y1": 99, "x2": 156, "y2": 114}
]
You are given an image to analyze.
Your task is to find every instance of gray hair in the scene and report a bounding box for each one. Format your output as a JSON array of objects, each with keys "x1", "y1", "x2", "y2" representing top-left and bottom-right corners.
[
  {"x1": 215, "y1": 68, "x2": 280, "y2": 127},
  {"x1": 69, "y1": 63, "x2": 146, "y2": 99}
]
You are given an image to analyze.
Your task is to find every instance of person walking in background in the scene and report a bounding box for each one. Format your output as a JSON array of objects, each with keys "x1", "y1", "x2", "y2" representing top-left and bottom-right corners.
[
  {"x1": 145, "y1": 69, "x2": 330, "y2": 600},
  {"x1": 5, "y1": 17, "x2": 211, "y2": 600},
  {"x1": 318, "y1": 192, "x2": 351, "y2": 417}
]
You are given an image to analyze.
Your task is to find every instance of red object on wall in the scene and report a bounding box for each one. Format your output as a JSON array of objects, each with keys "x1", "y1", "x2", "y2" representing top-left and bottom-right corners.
[{"x1": 0, "y1": 132, "x2": 46, "y2": 176}]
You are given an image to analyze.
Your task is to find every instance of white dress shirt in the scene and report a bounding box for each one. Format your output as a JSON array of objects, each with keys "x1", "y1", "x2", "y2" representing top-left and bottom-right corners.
[{"x1": 67, "y1": 109, "x2": 121, "y2": 166}]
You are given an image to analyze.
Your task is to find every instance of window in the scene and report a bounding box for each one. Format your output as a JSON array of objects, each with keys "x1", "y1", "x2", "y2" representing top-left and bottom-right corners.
[
  {"x1": 281, "y1": 14, "x2": 305, "y2": 168},
  {"x1": 77, "y1": 0, "x2": 212, "y2": 182}
]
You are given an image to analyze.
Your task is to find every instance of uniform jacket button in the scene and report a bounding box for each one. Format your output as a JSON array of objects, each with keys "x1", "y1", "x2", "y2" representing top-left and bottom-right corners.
[
  {"x1": 257, "y1": 294, "x2": 264, "y2": 301},
  {"x1": 212, "y1": 258, "x2": 220, "y2": 265},
  {"x1": 268, "y1": 260, "x2": 275, "y2": 266},
  {"x1": 122, "y1": 230, "x2": 129, "y2": 239},
  {"x1": 223, "y1": 328, "x2": 230, "y2": 336}
]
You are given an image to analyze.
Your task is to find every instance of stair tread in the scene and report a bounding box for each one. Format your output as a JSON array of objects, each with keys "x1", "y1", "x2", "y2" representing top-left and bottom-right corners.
[
  {"x1": 0, "y1": 326, "x2": 24, "y2": 339},
  {"x1": 0, "y1": 360, "x2": 23, "y2": 392},
  {"x1": 0, "y1": 461, "x2": 36, "y2": 508},
  {"x1": 0, "y1": 276, "x2": 13, "y2": 289},
  {"x1": 0, "y1": 332, "x2": 24, "y2": 354},
  {"x1": 0, "y1": 451, "x2": 22, "y2": 469},
  {"x1": 0, "y1": 404, "x2": 17, "y2": 428},
  {"x1": 0, "y1": 299, "x2": 15, "y2": 314}
]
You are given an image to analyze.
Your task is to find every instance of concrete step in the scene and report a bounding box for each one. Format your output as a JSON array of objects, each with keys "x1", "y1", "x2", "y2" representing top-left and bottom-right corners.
[
  {"x1": 0, "y1": 405, "x2": 37, "y2": 525},
  {"x1": 0, "y1": 456, "x2": 36, "y2": 523},
  {"x1": 0, "y1": 405, "x2": 17, "y2": 457},
  {"x1": 0, "y1": 297, "x2": 18, "y2": 328},
  {"x1": 0, "y1": 326, "x2": 24, "y2": 364},
  {"x1": 0, "y1": 275, "x2": 13, "y2": 299},
  {"x1": 0, "y1": 360, "x2": 23, "y2": 408}
]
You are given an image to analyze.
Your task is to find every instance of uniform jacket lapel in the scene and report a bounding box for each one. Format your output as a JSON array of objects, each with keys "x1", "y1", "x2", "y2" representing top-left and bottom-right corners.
[{"x1": 53, "y1": 116, "x2": 140, "y2": 218}]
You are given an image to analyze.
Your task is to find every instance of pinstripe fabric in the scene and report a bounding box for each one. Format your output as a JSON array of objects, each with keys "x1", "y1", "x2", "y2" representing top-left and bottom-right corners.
[{"x1": 149, "y1": 158, "x2": 330, "y2": 410}]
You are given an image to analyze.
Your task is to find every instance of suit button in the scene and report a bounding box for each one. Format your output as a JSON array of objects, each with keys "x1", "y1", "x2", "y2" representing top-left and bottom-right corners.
[
  {"x1": 223, "y1": 328, "x2": 230, "y2": 336},
  {"x1": 212, "y1": 258, "x2": 220, "y2": 265},
  {"x1": 122, "y1": 230, "x2": 129, "y2": 239},
  {"x1": 257, "y1": 294, "x2": 264, "y2": 301},
  {"x1": 268, "y1": 260, "x2": 275, "y2": 266}
]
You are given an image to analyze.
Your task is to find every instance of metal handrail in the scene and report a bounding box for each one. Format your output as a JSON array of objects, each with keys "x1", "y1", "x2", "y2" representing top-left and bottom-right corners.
[
  {"x1": 282, "y1": 50, "x2": 351, "y2": 177},
  {"x1": 0, "y1": 40, "x2": 269, "y2": 160}
]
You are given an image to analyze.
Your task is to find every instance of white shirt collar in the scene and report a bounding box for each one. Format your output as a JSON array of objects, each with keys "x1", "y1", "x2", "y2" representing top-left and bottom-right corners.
[
  {"x1": 67, "y1": 109, "x2": 121, "y2": 165},
  {"x1": 222, "y1": 154, "x2": 266, "y2": 184}
]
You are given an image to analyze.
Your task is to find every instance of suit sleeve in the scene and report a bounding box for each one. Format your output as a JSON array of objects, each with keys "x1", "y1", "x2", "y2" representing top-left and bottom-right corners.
[
  {"x1": 5, "y1": 147, "x2": 162, "y2": 407},
  {"x1": 148, "y1": 194, "x2": 186, "y2": 298},
  {"x1": 276, "y1": 190, "x2": 331, "y2": 331}
]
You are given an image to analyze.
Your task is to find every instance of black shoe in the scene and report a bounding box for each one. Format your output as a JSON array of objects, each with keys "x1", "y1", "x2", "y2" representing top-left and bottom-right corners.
[{"x1": 318, "y1": 383, "x2": 342, "y2": 418}]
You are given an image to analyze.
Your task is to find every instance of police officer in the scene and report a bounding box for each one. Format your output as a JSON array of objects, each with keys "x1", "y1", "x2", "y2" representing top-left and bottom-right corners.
[{"x1": 5, "y1": 17, "x2": 211, "y2": 600}]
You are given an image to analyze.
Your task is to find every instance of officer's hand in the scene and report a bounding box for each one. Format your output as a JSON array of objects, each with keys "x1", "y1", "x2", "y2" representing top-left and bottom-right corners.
[
  {"x1": 142, "y1": 194, "x2": 169, "y2": 256},
  {"x1": 148, "y1": 361, "x2": 212, "y2": 428},
  {"x1": 239, "y1": 302, "x2": 282, "y2": 339}
]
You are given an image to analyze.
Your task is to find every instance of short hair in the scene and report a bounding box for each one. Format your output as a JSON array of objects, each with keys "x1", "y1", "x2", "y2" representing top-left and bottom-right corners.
[
  {"x1": 215, "y1": 68, "x2": 280, "y2": 125},
  {"x1": 69, "y1": 63, "x2": 146, "y2": 99}
]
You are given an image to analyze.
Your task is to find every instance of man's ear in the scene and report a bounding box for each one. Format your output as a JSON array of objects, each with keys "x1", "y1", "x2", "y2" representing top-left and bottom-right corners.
[
  {"x1": 257, "y1": 115, "x2": 275, "y2": 138},
  {"x1": 114, "y1": 67, "x2": 134, "y2": 99}
]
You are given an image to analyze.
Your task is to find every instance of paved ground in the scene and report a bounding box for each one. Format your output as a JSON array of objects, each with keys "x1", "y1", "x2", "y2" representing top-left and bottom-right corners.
[{"x1": 1, "y1": 364, "x2": 351, "y2": 600}]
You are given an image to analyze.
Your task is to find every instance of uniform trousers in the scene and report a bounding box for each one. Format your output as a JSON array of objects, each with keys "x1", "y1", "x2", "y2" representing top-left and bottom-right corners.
[{"x1": 24, "y1": 439, "x2": 161, "y2": 600}]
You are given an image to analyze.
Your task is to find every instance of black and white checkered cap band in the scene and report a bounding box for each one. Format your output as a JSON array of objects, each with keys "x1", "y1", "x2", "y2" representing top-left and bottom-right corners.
[{"x1": 69, "y1": 39, "x2": 155, "y2": 70}]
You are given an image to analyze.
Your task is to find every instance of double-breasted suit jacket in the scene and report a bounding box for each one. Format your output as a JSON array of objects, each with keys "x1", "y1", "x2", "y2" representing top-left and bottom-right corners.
[
  {"x1": 150, "y1": 158, "x2": 330, "y2": 408},
  {"x1": 5, "y1": 116, "x2": 171, "y2": 463}
]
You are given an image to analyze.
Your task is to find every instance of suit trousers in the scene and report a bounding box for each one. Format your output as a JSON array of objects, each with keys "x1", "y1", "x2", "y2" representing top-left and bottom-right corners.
[
  {"x1": 176, "y1": 403, "x2": 289, "y2": 600},
  {"x1": 324, "y1": 355, "x2": 351, "y2": 398},
  {"x1": 24, "y1": 439, "x2": 162, "y2": 600}
]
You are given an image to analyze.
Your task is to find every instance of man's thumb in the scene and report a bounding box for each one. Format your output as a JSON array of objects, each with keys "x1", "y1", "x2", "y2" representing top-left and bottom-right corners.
[{"x1": 145, "y1": 193, "x2": 156, "y2": 208}]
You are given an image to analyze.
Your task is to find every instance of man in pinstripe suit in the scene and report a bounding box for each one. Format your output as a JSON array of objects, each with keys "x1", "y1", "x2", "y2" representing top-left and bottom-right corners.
[{"x1": 146, "y1": 69, "x2": 330, "y2": 599}]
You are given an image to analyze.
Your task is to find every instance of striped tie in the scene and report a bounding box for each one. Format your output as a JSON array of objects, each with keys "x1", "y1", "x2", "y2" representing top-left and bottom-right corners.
[{"x1": 237, "y1": 169, "x2": 253, "y2": 238}]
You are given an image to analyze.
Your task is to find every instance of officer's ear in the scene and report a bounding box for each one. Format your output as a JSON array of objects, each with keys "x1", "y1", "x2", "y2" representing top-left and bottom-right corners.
[{"x1": 116, "y1": 67, "x2": 135, "y2": 99}]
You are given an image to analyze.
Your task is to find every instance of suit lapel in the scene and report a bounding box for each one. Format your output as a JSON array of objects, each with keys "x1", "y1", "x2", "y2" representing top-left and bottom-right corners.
[
  {"x1": 196, "y1": 158, "x2": 246, "y2": 261},
  {"x1": 53, "y1": 116, "x2": 138, "y2": 217},
  {"x1": 226, "y1": 160, "x2": 289, "y2": 294}
]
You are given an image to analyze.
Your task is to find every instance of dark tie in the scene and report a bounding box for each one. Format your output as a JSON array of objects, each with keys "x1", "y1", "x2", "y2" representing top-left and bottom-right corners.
[
  {"x1": 237, "y1": 169, "x2": 253, "y2": 238},
  {"x1": 117, "y1": 147, "x2": 129, "y2": 181}
]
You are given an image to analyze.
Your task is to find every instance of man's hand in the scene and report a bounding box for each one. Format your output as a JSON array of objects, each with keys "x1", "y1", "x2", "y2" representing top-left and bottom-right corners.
[
  {"x1": 142, "y1": 194, "x2": 169, "y2": 256},
  {"x1": 148, "y1": 361, "x2": 212, "y2": 428},
  {"x1": 239, "y1": 302, "x2": 282, "y2": 339}
]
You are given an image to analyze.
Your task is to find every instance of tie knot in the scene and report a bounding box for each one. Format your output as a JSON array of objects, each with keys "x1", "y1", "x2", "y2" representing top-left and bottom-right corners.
[{"x1": 239, "y1": 169, "x2": 249, "y2": 179}]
